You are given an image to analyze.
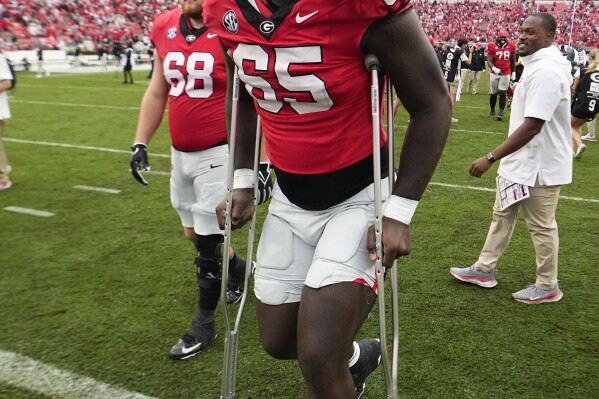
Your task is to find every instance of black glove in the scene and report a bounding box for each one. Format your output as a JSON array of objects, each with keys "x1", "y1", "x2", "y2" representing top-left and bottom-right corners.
[
  {"x1": 130, "y1": 143, "x2": 150, "y2": 185},
  {"x1": 257, "y1": 162, "x2": 273, "y2": 205}
]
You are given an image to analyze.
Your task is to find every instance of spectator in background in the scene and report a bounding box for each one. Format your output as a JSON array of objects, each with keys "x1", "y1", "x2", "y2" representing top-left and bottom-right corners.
[
  {"x1": 567, "y1": 39, "x2": 588, "y2": 75},
  {"x1": 98, "y1": 43, "x2": 108, "y2": 71},
  {"x1": 121, "y1": 41, "x2": 133, "y2": 84},
  {"x1": 451, "y1": 13, "x2": 572, "y2": 305},
  {"x1": 442, "y1": 37, "x2": 472, "y2": 122},
  {"x1": 36, "y1": 45, "x2": 46, "y2": 77},
  {"x1": 0, "y1": 51, "x2": 13, "y2": 191},
  {"x1": 467, "y1": 42, "x2": 486, "y2": 94},
  {"x1": 146, "y1": 43, "x2": 154, "y2": 79},
  {"x1": 456, "y1": 42, "x2": 472, "y2": 101},
  {"x1": 571, "y1": 48, "x2": 599, "y2": 158}
]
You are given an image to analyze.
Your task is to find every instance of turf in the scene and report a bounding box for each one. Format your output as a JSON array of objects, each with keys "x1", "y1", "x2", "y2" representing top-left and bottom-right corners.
[{"x1": 0, "y1": 69, "x2": 597, "y2": 399}]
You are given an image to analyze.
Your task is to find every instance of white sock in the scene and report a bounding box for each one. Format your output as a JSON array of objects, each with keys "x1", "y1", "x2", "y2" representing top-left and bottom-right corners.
[{"x1": 348, "y1": 341, "x2": 360, "y2": 368}]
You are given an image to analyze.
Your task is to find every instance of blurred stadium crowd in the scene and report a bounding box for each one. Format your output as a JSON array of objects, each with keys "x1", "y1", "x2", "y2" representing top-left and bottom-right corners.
[{"x1": 0, "y1": 0, "x2": 597, "y2": 52}]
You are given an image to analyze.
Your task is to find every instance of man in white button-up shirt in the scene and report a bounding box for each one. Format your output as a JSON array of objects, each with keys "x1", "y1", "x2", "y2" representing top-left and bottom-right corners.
[{"x1": 450, "y1": 12, "x2": 572, "y2": 304}]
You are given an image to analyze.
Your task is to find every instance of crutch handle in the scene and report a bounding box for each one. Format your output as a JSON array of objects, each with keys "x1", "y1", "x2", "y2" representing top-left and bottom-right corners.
[{"x1": 364, "y1": 54, "x2": 382, "y2": 71}]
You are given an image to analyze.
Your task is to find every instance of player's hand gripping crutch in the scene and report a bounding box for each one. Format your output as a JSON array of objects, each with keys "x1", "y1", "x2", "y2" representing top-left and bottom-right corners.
[
  {"x1": 365, "y1": 54, "x2": 400, "y2": 399},
  {"x1": 220, "y1": 66, "x2": 262, "y2": 399}
]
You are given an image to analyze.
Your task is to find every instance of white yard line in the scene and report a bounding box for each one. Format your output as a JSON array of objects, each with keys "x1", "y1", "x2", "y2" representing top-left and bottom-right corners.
[
  {"x1": 3, "y1": 138, "x2": 170, "y2": 158},
  {"x1": 9, "y1": 99, "x2": 141, "y2": 111},
  {"x1": 3, "y1": 137, "x2": 598, "y2": 204},
  {"x1": 0, "y1": 349, "x2": 158, "y2": 399},
  {"x1": 74, "y1": 185, "x2": 121, "y2": 194},
  {"x1": 4, "y1": 206, "x2": 55, "y2": 217}
]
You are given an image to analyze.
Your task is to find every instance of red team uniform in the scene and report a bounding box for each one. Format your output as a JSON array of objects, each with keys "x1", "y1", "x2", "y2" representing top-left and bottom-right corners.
[
  {"x1": 487, "y1": 41, "x2": 516, "y2": 76},
  {"x1": 151, "y1": 8, "x2": 228, "y2": 151},
  {"x1": 203, "y1": 0, "x2": 411, "y2": 209}
]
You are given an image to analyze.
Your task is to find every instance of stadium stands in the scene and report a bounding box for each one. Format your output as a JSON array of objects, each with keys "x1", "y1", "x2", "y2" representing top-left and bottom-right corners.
[
  {"x1": 0, "y1": 0, "x2": 597, "y2": 51},
  {"x1": 418, "y1": 0, "x2": 598, "y2": 47}
]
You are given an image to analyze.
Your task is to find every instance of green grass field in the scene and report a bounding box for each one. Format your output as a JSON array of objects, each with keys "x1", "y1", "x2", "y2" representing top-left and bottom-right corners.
[{"x1": 0, "y1": 69, "x2": 598, "y2": 399}]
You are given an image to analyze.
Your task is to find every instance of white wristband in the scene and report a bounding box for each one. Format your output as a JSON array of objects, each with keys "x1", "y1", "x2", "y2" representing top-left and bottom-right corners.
[
  {"x1": 233, "y1": 168, "x2": 254, "y2": 189},
  {"x1": 383, "y1": 196, "x2": 419, "y2": 225}
]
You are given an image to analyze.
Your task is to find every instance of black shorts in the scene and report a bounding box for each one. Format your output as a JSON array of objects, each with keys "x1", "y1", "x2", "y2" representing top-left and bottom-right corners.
[
  {"x1": 123, "y1": 64, "x2": 132, "y2": 72},
  {"x1": 571, "y1": 99, "x2": 597, "y2": 121}
]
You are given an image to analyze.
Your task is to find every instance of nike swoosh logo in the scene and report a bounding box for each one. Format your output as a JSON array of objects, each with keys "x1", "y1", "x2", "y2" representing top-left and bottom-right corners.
[
  {"x1": 181, "y1": 342, "x2": 202, "y2": 354},
  {"x1": 207, "y1": 33, "x2": 217, "y2": 39},
  {"x1": 296, "y1": 11, "x2": 318, "y2": 23},
  {"x1": 210, "y1": 164, "x2": 223, "y2": 169}
]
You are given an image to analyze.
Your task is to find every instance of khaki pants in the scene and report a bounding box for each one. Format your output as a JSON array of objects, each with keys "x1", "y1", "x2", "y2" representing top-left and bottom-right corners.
[
  {"x1": 0, "y1": 120, "x2": 9, "y2": 183},
  {"x1": 468, "y1": 70, "x2": 483, "y2": 94},
  {"x1": 475, "y1": 182, "x2": 561, "y2": 290}
]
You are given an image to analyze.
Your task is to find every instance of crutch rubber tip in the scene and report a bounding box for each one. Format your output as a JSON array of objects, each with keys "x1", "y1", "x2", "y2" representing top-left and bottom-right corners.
[{"x1": 364, "y1": 54, "x2": 381, "y2": 71}]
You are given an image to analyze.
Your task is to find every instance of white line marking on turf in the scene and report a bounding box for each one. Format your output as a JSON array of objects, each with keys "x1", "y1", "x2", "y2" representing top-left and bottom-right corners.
[
  {"x1": 10, "y1": 99, "x2": 141, "y2": 111},
  {"x1": 4, "y1": 206, "x2": 55, "y2": 217},
  {"x1": 0, "y1": 349, "x2": 158, "y2": 399},
  {"x1": 4, "y1": 137, "x2": 598, "y2": 203},
  {"x1": 430, "y1": 182, "x2": 494, "y2": 192},
  {"x1": 429, "y1": 182, "x2": 599, "y2": 203},
  {"x1": 3, "y1": 138, "x2": 170, "y2": 158},
  {"x1": 74, "y1": 185, "x2": 121, "y2": 194},
  {"x1": 141, "y1": 170, "x2": 170, "y2": 176}
]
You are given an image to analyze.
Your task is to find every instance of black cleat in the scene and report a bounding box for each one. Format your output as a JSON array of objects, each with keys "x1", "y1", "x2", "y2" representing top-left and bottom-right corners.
[
  {"x1": 169, "y1": 327, "x2": 216, "y2": 360},
  {"x1": 497, "y1": 110, "x2": 504, "y2": 121},
  {"x1": 350, "y1": 339, "x2": 382, "y2": 398}
]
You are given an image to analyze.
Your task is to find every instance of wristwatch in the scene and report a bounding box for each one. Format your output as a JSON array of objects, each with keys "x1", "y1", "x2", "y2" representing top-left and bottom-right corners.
[{"x1": 486, "y1": 152, "x2": 496, "y2": 164}]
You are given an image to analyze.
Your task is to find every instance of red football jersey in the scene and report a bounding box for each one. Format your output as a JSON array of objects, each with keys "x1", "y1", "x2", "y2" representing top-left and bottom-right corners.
[
  {"x1": 487, "y1": 41, "x2": 516, "y2": 76},
  {"x1": 151, "y1": 9, "x2": 227, "y2": 151},
  {"x1": 203, "y1": 0, "x2": 411, "y2": 174}
]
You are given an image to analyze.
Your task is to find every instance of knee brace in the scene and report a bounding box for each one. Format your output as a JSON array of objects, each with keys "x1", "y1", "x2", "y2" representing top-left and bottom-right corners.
[{"x1": 195, "y1": 234, "x2": 224, "y2": 310}]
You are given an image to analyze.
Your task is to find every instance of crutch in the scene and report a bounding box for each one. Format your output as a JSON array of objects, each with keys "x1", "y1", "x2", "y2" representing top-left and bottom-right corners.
[
  {"x1": 220, "y1": 66, "x2": 262, "y2": 399},
  {"x1": 365, "y1": 54, "x2": 400, "y2": 399}
]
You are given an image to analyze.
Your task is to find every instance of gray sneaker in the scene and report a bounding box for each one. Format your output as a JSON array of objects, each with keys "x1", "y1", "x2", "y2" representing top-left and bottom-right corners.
[
  {"x1": 450, "y1": 265, "x2": 497, "y2": 288},
  {"x1": 574, "y1": 144, "x2": 587, "y2": 159},
  {"x1": 512, "y1": 284, "x2": 563, "y2": 304},
  {"x1": 497, "y1": 110, "x2": 504, "y2": 121}
]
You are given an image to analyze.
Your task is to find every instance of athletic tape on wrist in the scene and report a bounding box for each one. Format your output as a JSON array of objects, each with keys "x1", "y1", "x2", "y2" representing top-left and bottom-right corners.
[
  {"x1": 233, "y1": 168, "x2": 254, "y2": 189},
  {"x1": 383, "y1": 196, "x2": 419, "y2": 225}
]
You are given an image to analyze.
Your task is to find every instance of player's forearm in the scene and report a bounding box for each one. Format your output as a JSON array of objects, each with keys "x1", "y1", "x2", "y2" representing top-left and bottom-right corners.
[{"x1": 134, "y1": 91, "x2": 167, "y2": 145}]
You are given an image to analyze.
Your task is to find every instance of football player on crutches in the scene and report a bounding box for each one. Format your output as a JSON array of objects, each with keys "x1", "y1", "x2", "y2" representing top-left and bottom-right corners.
[
  {"x1": 365, "y1": 54, "x2": 400, "y2": 399},
  {"x1": 219, "y1": 67, "x2": 262, "y2": 399}
]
